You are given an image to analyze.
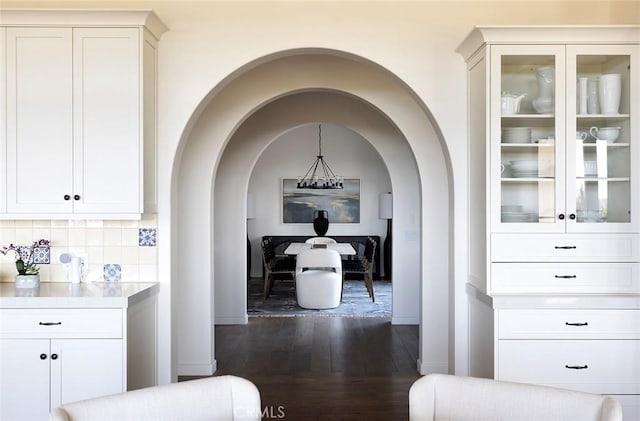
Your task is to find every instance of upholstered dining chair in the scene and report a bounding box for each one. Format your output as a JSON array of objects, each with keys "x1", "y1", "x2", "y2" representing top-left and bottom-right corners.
[
  {"x1": 342, "y1": 236, "x2": 376, "y2": 302},
  {"x1": 261, "y1": 238, "x2": 295, "y2": 299},
  {"x1": 409, "y1": 373, "x2": 622, "y2": 421},
  {"x1": 305, "y1": 236, "x2": 337, "y2": 245},
  {"x1": 295, "y1": 248, "x2": 342, "y2": 309},
  {"x1": 50, "y1": 375, "x2": 262, "y2": 421}
]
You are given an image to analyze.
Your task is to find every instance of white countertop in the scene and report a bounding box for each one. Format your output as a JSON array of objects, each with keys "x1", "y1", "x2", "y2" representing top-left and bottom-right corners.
[{"x1": 0, "y1": 282, "x2": 159, "y2": 308}]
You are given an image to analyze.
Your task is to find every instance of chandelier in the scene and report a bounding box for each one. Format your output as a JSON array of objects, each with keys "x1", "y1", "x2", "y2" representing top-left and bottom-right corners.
[{"x1": 297, "y1": 124, "x2": 343, "y2": 189}]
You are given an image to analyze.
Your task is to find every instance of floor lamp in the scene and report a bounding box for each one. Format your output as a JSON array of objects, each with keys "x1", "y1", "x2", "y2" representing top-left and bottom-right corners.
[
  {"x1": 379, "y1": 192, "x2": 393, "y2": 281},
  {"x1": 247, "y1": 193, "x2": 256, "y2": 280}
]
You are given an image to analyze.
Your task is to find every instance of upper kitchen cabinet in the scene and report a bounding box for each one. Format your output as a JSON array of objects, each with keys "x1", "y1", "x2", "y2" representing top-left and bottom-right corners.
[
  {"x1": 459, "y1": 26, "x2": 639, "y2": 235},
  {"x1": 1, "y1": 10, "x2": 167, "y2": 219}
]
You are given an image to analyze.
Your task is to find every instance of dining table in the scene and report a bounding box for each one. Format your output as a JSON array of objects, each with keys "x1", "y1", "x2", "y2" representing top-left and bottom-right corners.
[{"x1": 284, "y1": 242, "x2": 356, "y2": 256}]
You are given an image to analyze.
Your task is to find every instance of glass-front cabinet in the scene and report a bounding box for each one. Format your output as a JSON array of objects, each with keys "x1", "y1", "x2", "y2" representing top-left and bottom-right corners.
[{"x1": 490, "y1": 44, "x2": 638, "y2": 233}]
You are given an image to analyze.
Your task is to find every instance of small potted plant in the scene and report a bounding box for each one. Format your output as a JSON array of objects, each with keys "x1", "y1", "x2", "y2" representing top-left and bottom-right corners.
[{"x1": 0, "y1": 239, "x2": 49, "y2": 288}]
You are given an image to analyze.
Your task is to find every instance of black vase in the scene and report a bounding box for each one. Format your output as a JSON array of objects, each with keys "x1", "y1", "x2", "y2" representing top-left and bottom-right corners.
[{"x1": 313, "y1": 210, "x2": 329, "y2": 236}]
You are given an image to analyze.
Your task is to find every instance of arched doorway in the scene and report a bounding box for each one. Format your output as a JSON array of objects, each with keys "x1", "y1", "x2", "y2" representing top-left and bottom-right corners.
[{"x1": 172, "y1": 50, "x2": 453, "y2": 376}]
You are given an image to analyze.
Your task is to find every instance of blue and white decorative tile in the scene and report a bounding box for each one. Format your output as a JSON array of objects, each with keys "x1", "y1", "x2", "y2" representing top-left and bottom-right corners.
[
  {"x1": 103, "y1": 264, "x2": 122, "y2": 282},
  {"x1": 33, "y1": 246, "x2": 50, "y2": 264},
  {"x1": 138, "y1": 228, "x2": 157, "y2": 247}
]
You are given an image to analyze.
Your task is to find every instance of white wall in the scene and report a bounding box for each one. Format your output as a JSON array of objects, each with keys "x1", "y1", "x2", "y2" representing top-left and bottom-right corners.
[{"x1": 248, "y1": 122, "x2": 392, "y2": 278}]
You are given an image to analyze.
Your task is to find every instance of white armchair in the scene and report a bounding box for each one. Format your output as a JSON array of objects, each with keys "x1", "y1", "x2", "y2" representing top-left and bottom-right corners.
[
  {"x1": 295, "y1": 248, "x2": 342, "y2": 309},
  {"x1": 50, "y1": 375, "x2": 261, "y2": 421},
  {"x1": 409, "y1": 374, "x2": 622, "y2": 421}
]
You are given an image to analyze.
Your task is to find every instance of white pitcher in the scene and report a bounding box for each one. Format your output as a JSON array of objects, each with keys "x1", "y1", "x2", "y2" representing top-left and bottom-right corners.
[{"x1": 501, "y1": 92, "x2": 526, "y2": 115}]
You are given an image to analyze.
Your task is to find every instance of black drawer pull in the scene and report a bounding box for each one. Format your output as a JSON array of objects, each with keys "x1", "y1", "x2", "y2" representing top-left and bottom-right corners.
[
  {"x1": 565, "y1": 365, "x2": 588, "y2": 370},
  {"x1": 555, "y1": 275, "x2": 577, "y2": 279},
  {"x1": 51, "y1": 353, "x2": 58, "y2": 360},
  {"x1": 40, "y1": 353, "x2": 47, "y2": 360},
  {"x1": 565, "y1": 322, "x2": 588, "y2": 326},
  {"x1": 555, "y1": 246, "x2": 577, "y2": 249},
  {"x1": 39, "y1": 322, "x2": 62, "y2": 326}
]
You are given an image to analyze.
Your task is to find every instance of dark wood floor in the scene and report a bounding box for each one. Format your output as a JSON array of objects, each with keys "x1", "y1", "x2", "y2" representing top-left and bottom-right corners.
[{"x1": 180, "y1": 317, "x2": 421, "y2": 420}]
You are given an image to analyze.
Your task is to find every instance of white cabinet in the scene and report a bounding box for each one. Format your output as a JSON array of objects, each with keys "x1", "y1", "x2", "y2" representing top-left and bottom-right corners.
[
  {"x1": 0, "y1": 282, "x2": 159, "y2": 421},
  {"x1": 488, "y1": 44, "x2": 638, "y2": 234},
  {"x1": 1, "y1": 11, "x2": 166, "y2": 219},
  {"x1": 1, "y1": 338, "x2": 123, "y2": 420},
  {"x1": 458, "y1": 26, "x2": 640, "y2": 421}
]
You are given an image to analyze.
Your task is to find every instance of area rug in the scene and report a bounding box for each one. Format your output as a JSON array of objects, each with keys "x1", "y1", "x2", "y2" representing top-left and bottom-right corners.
[{"x1": 247, "y1": 277, "x2": 392, "y2": 317}]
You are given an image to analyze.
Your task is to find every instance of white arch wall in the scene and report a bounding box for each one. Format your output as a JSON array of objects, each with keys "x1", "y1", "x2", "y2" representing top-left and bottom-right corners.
[
  {"x1": 217, "y1": 91, "x2": 413, "y2": 325},
  {"x1": 175, "y1": 54, "x2": 452, "y2": 376}
]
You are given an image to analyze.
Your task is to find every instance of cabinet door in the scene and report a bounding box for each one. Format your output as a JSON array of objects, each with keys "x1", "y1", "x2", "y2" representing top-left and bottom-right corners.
[
  {"x1": 50, "y1": 339, "x2": 124, "y2": 409},
  {"x1": 72, "y1": 28, "x2": 142, "y2": 214},
  {"x1": 5, "y1": 28, "x2": 73, "y2": 214},
  {"x1": 0, "y1": 339, "x2": 51, "y2": 420},
  {"x1": 566, "y1": 45, "x2": 639, "y2": 233},
  {"x1": 490, "y1": 45, "x2": 566, "y2": 233}
]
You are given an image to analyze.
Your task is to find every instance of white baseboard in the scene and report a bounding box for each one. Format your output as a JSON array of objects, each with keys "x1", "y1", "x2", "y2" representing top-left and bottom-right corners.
[
  {"x1": 178, "y1": 361, "x2": 217, "y2": 376},
  {"x1": 417, "y1": 359, "x2": 449, "y2": 375},
  {"x1": 215, "y1": 315, "x2": 249, "y2": 325},
  {"x1": 391, "y1": 315, "x2": 419, "y2": 325}
]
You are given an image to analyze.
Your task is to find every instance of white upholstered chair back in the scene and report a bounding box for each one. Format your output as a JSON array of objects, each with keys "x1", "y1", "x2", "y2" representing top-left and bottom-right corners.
[
  {"x1": 409, "y1": 374, "x2": 622, "y2": 421},
  {"x1": 50, "y1": 375, "x2": 261, "y2": 421},
  {"x1": 295, "y1": 248, "x2": 342, "y2": 309}
]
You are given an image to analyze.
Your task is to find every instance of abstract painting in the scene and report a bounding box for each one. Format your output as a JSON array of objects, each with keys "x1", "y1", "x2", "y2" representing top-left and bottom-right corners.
[{"x1": 282, "y1": 178, "x2": 360, "y2": 223}]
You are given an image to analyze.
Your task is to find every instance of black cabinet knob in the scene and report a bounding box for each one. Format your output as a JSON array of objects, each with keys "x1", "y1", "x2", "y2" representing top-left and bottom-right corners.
[
  {"x1": 74, "y1": 195, "x2": 80, "y2": 201},
  {"x1": 40, "y1": 353, "x2": 47, "y2": 360},
  {"x1": 558, "y1": 214, "x2": 565, "y2": 220},
  {"x1": 569, "y1": 213, "x2": 576, "y2": 220},
  {"x1": 64, "y1": 195, "x2": 71, "y2": 201},
  {"x1": 51, "y1": 354, "x2": 58, "y2": 360}
]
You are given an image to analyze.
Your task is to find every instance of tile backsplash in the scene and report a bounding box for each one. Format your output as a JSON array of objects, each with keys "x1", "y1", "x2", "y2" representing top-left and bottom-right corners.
[{"x1": 0, "y1": 215, "x2": 158, "y2": 283}]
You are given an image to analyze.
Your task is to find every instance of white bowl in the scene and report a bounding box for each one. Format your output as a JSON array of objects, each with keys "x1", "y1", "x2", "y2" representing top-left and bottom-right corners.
[{"x1": 591, "y1": 126, "x2": 620, "y2": 142}]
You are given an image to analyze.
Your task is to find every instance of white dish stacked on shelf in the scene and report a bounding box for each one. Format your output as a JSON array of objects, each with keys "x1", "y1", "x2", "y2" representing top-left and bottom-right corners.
[
  {"x1": 508, "y1": 160, "x2": 539, "y2": 178},
  {"x1": 501, "y1": 205, "x2": 533, "y2": 222},
  {"x1": 502, "y1": 127, "x2": 531, "y2": 143}
]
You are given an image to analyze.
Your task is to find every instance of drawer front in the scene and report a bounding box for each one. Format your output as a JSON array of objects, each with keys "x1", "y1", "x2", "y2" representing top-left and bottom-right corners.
[
  {"x1": 498, "y1": 309, "x2": 640, "y2": 339},
  {"x1": 492, "y1": 233, "x2": 639, "y2": 262},
  {"x1": 497, "y1": 340, "x2": 640, "y2": 394},
  {"x1": 0, "y1": 309, "x2": 122, "y2": 339},
  {"x1": 491, "y1": 262, "x2": 640, "y2": 294}
]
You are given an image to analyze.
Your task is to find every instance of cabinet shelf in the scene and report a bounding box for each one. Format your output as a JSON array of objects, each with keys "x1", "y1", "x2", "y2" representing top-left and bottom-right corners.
[
  {"x1": 581, "y1": 142, "x2": 630, "y2": 148},
  {"x1": 578, "y1": 177, "x2": 630, "y2": 182},
  {"x1": 502, "y1": 177, "x2": 555, "y2": 182},
  {"x1": 502, "y1": 114, "x2": 554, "y2": 119},
  {"x1": 577, "y1": 114, "x2": 630, "y2": 121}
]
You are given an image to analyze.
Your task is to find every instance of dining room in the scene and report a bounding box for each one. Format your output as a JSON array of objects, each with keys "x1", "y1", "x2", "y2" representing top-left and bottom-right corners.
[{"x1": 244, "y1": 118, "x2": 400, "y2": 319}]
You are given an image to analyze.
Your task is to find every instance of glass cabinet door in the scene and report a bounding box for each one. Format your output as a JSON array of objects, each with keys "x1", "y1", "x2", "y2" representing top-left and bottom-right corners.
[
  {"x1": 490, "y1": 45, "x2": 566, "y2": 232},
  {"x1": 566, "y1": 45, "x2": 638, "y2": 233}
]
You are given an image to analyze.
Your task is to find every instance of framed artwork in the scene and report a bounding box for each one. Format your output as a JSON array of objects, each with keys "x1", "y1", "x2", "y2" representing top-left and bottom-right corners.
[{"x1": 282, "y1": 178, "x2": 360, "y2": 223}]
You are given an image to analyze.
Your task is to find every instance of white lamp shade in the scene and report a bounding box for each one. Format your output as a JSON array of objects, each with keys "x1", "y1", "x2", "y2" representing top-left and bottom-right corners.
[
  {"x1": 247, "y1": 193, "x2": 256, "y2": 220},
  {"x1": 378, "y1": 192, "x2": 393, "y2": 219}
]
